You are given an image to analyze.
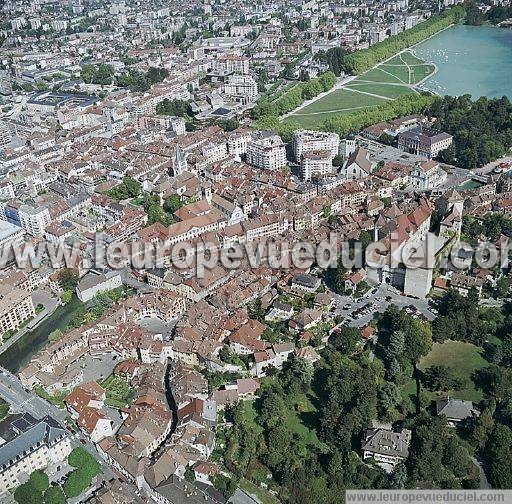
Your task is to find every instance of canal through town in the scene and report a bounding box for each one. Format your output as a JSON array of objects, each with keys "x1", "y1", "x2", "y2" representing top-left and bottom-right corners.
[{"x1": 0, "y1": 296, "x2": 82, "y2": 373}]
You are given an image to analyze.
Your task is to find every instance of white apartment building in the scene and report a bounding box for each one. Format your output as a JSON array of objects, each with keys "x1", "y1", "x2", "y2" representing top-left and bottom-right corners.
[
  {"x1": 202, "y1": 141, "x2": 228, "y2": 164},
  {"x1": 246, "y1": 133, "x2": 287, "y2": 170},
  {"x1": 0, "y1": 415, "x2": 72, "y2": 493},
  {"x1": 227, "y1": 130, "x2": 251, "y2": 157},
  {"x1": 18, "y1": 205, "x2": 51, "y2": 236},
  {"x1": 212, "y1": 55, "x2": 250, "y2": 75},
  {"x1": 0, "y1": 284, "x2": 35, "y2": 334},
  {"x1": 224, "y1": 75, "x2": 258, "y2": 102},
  {"x1": 0, "y1": 121, "x2": 11, "y2": 148},
  {"x1": 301, "y1": 150, "x2": 334, "y2": 181},
  {"x1": 292, "y1": 130, "x2": 340, "y2": 163}
]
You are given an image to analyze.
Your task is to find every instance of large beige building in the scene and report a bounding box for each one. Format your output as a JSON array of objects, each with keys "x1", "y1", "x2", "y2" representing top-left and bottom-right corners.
[
  {"x1": 246, "y1": 132, "x2": 286, "y2": 171},
  {"x1": 300, "y1": 150, "x2": 334, "y2": 181},
  {"x1": 0, "y1": 284, "x2": 35, "y2": 334},
  {"x1": 292, "y1": 129, "x2": 340, "y2": 163},
  {"x1": 398, "y1": 127, "x2": 453, "y2": 160},
  {"x1": 224, "y1": 75, "x2": 258, "y2": 102},
  {"x1": 0, "y1": 414, "x2": 72, "y2": 493}
]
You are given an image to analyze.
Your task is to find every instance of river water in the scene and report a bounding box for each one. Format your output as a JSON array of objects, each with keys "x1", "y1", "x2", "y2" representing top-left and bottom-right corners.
[
  {"x1": 413, "y1": 25, "x2": 512, "y2": 98},
  {"x1": 0, "y1": 296, "x2": 82, "y2": 373}
]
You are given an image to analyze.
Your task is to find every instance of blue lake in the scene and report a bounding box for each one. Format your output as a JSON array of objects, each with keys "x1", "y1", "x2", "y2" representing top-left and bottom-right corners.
[{"x1": 413, "y1": 24, "x2": 512, "y2": 98}]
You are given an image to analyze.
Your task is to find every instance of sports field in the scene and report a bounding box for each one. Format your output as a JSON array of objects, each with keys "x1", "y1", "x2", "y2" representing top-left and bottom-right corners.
[{"x1": 287, "y1": 50, "x2": 436, "y2": 129}]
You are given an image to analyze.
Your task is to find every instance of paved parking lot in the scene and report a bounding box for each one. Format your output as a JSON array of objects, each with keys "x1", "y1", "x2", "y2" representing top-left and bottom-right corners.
[
  {"x1": 333, "y1": 283, "x2": 436, "y2": 328},
  {"x1": 136, "y1": 317, "x2": 176, "y2": 339},
  {"x1": 358, "y1": 137, "x2": 427, "y2": 165}
]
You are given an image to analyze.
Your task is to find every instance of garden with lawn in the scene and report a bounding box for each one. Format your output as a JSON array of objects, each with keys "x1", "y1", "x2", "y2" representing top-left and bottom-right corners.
[
  {"x1": 101, "y1": 374, "x2": 134, "y2": 408},
  {"x1": 286, "y1": 49, "x2": 435, "y2": 129},
  {"x1": 418, "y1": 340, "x2": 490, "y2": 403}
]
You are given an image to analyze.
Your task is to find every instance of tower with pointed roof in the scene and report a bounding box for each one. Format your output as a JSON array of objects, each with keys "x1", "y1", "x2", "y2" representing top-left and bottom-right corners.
[{"x1": 172, "y1": 145, "x2": 187, "y2": 176}]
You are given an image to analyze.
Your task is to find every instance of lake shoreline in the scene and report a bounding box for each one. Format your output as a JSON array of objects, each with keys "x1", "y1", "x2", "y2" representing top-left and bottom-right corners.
[{"x1": 412, "y1": 24, "x2": 512, "y2": 98}]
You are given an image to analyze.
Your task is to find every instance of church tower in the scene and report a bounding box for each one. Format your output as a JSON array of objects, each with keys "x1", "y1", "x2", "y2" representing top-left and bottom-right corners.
[{"x1": 172, "y1": 145, "x2": 187, "y2": 176}]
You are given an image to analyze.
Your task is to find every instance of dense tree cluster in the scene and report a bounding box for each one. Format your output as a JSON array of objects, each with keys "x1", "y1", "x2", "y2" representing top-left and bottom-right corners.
[
  {"x1": 462, "y1": 214, "x2": 512, "y2": 244},
  {"x1": 80, "y1": 63, "x2": 114, "y2": 86},
  {"x1": 215, "y1": 283, "x2": 512, "y2": 497},
  {"x1": 13, "y1": 449, "x2": 100, "y2": 504},
  {"x1": 323, "y1": 93, "x2": 437, "y2": 138},
  {"x1": 432, "y1": 288, "x2": 493, "y2": 346},
  {"x1": 251, "y1": 71, "x2": 336, "y2": 119},
  {"x1": 422, "y1": 365, "x2": 468, "y2": 393},
  {"x1": 219, "y1": 353, "x2": 388, "y2": 503},
  {"x1": 314, "y1": 47, "x2": 348, "y2": 76},
  {"x1": 116, "y1": 66, "x2": 169, "y2": 92},
  {"x1": 57, "y1": 268, "x2": 79, "y2": 291},
  {"x1": 63, "y1": 447, "x2": 101, "y2": 498},
  {"x1": 80, "y1": 64, "x2": 168, "y2": 91},
  {"x1": 464, "y1": 0, "x2": 484, "y2": 25},
  {"x1": 317, "y1": 353, "x2": 379, "y2": 450},
  {"x1": 427, "y1": 95, "x2": 512, "y2": 168},
  {"x1": 105, "y1": 176, "x2": 141, "y2": 201},
  {"x1": 343, "y1": 7, "x2": 465, "y2": 74},
  {"x1": 407, "y1": 414, "x2": 476, "y2": 488},
  {"x1": 467, "y1": 367, "x2": 512, "y2": 489},
  {"x1": 145, "y1": 67, "x2": 169, "y2": 86},
  {"x1": 465, "y1": 0, "x2": 512, "y2": 25},
  {"x1": 376, "y1": 306, "x2": 433, "y2": 421},
  {"x1": 482, "y1": 423, "x2": 512, "y2": 488},
  {"x1": 156, "y1": 98, "x2": 191, "y2": 117},
  {"x1": 214, "y1": 118, "x2": 240, "y2": 132},
  {"x1": 418, "y1": 288, "x2": 512, "y2": 489},
  {"x1": 485, "y1": 5, "x2": 512, "y2": 24},
  {"x1": 146, "y1": 194, "x2": 173, "y2": 226}
]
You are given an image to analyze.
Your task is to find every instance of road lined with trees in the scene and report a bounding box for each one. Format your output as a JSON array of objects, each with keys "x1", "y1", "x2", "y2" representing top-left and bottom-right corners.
[{"x1": 342, "y1": 6, "x2": 465, "y2": 75}]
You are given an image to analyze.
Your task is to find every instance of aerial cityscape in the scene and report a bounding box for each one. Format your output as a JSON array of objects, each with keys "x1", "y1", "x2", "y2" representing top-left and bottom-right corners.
[{"x1": 0, "y1": 0, "x2": 512, "y2": 502}]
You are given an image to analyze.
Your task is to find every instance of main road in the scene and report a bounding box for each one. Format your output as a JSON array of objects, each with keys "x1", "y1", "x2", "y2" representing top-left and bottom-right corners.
[{"x1": 0, "y1": 366, "x2": 67, "y2": 421}]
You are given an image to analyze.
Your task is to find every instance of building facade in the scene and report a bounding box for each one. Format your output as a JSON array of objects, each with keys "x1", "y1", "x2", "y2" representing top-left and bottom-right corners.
[
  {"x1": 246, "y1": 133, "x2": 286, "y2": 170},
  {"x1": 292, "y1": 130, "x2": 340, "y2": 163},
  {"x1": 398, "y1": 127, "x2": 453, "y2": 160},
  {"x1": 0, "y1": 415, "x2": 72, "y2": 493},
  {"x1": 0, "y1": 284, "x2": 35, "y2": 334}
]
